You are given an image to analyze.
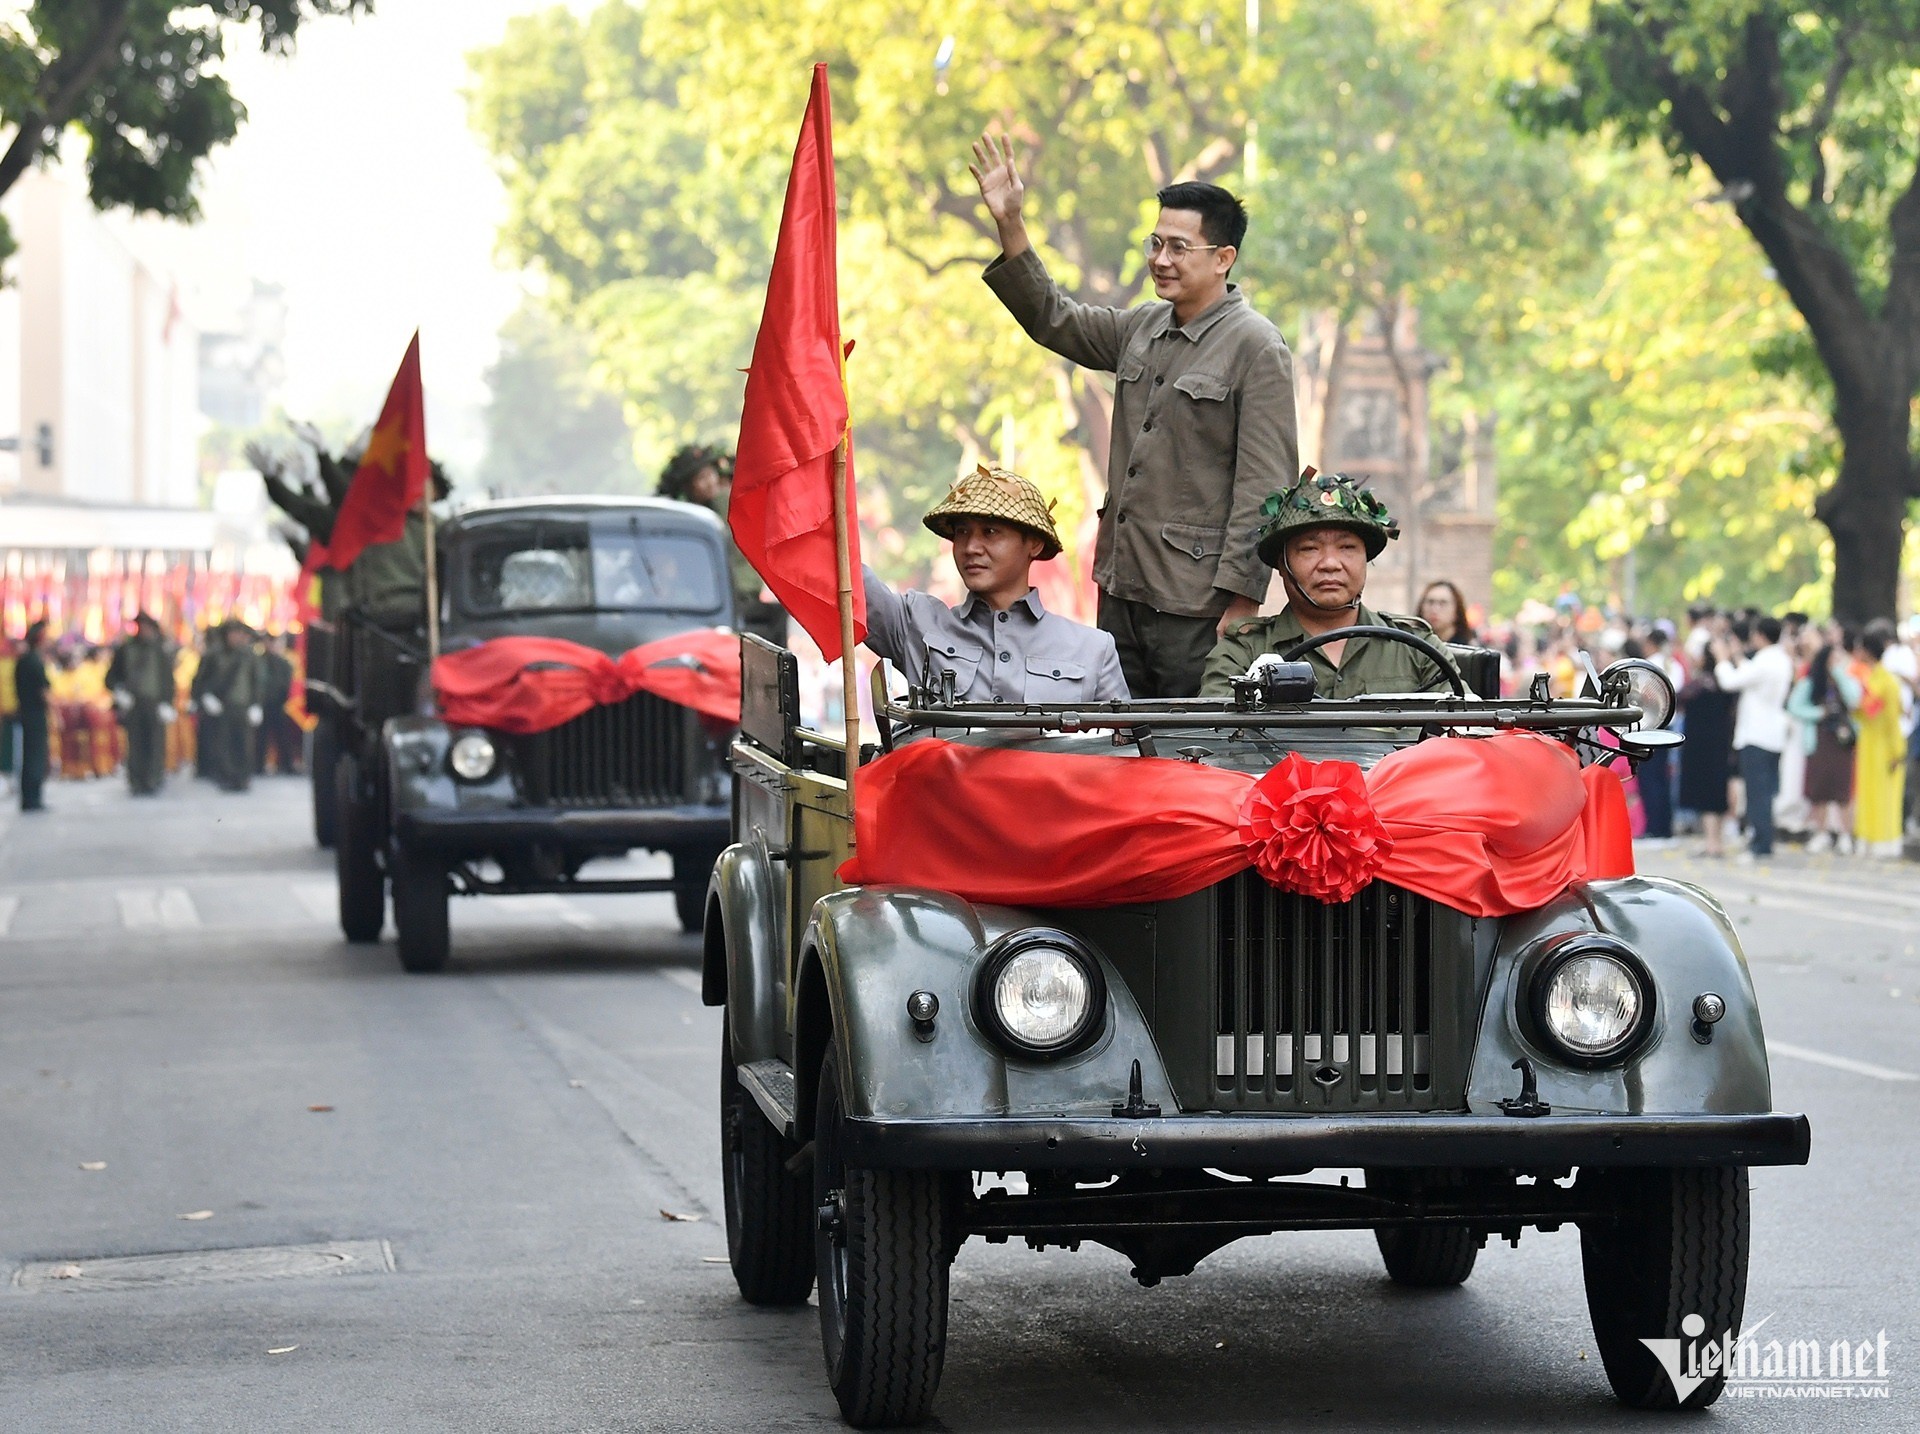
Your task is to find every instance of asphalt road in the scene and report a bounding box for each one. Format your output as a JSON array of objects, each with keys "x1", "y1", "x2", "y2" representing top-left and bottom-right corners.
[{"x1": 1, "y1": 776, "x2": 1914, "y2": 1432}]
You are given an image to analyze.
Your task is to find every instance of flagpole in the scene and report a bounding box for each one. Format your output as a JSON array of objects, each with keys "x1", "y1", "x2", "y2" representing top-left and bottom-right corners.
[
  {"x1": 830, "y1": 432, "x2": 859, "y2": 821},
  {"x1": 422, "y1": 474, "x2": 440, "y2": 663}
]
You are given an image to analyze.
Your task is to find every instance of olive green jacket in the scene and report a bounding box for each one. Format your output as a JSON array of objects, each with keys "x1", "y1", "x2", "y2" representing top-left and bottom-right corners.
[
  {"x1": 107, "y1": 635, "x2": 174, "y2": 705},
  {"x1": 983, "y1": 248, "x2": 1296, "y2": 618},
  {"x1": 344, "y1": 510, "x2": 428, "y2": 629},
  {"x1": 1200, "y1": 602, "x2": 1446, "y2": 700}
]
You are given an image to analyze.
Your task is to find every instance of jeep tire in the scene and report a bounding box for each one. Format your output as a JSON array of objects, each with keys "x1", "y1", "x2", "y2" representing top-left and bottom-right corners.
[
  {"x1": 335, "y1": 755, "x2": 385, "y2": 943},
  {"x1": 1580, "y1": 1165, "x2": 1749, "y2": 1409},
  {"x1": 813, "y1": 1038, "x2": 950, "y2": 1428},
  {"x1": 721, "y1": 1032, "x2": 814, "y2": 1306},
  {"x1": 391, "y1": 842, "x2": 451, "y2": 973}
]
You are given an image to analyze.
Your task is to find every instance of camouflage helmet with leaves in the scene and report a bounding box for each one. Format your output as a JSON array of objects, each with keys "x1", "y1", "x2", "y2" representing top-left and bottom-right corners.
[{"x1": 1255, "y1": 469, "x2": 1400, "y2": 565}]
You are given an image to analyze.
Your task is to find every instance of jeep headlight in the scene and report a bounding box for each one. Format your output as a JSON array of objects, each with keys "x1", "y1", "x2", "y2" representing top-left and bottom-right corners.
[
  {"x1": 974, "y1": 929, "x2": 1106, "y2": 1059},
  {"x1": 448, "y1": 730, "x2": 497, "y2": 781},
  {"x1": 1528, "y1": 935, "x2": 1654, "y2": 1065}
]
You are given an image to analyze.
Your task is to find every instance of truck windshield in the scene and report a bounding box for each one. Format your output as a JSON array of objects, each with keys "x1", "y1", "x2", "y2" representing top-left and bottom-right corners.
[{"x1": 461, "y1": 524, "x2": 724, "y2": 615}]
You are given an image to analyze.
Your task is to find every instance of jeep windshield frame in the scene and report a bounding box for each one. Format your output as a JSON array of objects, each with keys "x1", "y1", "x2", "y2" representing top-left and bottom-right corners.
[
  {"x1": 452, "y1": 514, "x2": 728, "y2": 621},
  {"x1": 875, "y1": 692, "x2": 1644, "y2": 733}
]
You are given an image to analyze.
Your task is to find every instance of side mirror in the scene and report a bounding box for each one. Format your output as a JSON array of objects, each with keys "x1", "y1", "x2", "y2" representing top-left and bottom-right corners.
[{"x1": 1617, "y1": 728, "x2": 1684, "y2": 756}]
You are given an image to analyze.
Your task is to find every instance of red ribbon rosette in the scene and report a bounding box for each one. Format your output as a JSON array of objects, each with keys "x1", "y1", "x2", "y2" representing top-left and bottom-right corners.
[{"x1": 1236, "y1": 753, "x2": 1394, "y2": 904}]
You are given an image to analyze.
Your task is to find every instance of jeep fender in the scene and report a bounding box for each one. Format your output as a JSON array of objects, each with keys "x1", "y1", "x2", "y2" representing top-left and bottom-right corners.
[
  {"x1": 384, "y1": 717, "x2": 453, "y2": 819},
  {"x1": 1467, "y1": 876, "x2": 1773, "y2": 1117},
  {"x1": 793, "y1": 887, "x2": 1177, "y2": 1133},
  {"x1": 707, "y1": 836, "x2": 783, "y2": 1063}
]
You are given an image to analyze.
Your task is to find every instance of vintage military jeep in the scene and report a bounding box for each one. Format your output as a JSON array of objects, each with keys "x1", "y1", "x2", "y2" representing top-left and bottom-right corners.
[
  {"x1": 704, "y1": 630, "x2": 1810, "y2": 1426},
  {"x1": 329, "y1": 496, "x2": 736, "y2": 972}
]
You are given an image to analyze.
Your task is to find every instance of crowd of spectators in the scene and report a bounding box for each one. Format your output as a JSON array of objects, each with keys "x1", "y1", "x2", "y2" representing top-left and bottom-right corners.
[{"x1": 1471, "y1": 594, "x2": 1918, "y2": 862}]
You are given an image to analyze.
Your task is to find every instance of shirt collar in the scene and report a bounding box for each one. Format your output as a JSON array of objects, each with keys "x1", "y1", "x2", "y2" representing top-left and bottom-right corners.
[
  {"x1": 1147, "y1": 285, "x2": 1244, "y2": 344},
  {"x1": 956, "y1": 588, "x2": 1046, "y2": 623}
]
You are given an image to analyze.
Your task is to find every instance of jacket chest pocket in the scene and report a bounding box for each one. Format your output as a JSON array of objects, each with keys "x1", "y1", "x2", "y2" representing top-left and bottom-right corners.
[
  {"x1": 920, "y1": 639, "x2": 982, "y2": 700},
  {"x1": 1160, "y1": 521, "x2": 1228, "y2": 564},
  {"x1": 1023, "y1": 655, "x2": 1088, "y2": 702}
]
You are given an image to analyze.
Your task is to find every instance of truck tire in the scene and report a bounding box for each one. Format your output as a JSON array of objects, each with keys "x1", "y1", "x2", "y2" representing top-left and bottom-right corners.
[
  {"x1": 1374, "y1": 1225, "x2": 1479, "y2": 1287},
  {"x1": 1580, "y1": 1166, "x2": 1749, "y2": 1409},
  {"x1": 721, "y1": 1033, "x2": 814, "y2": 1305},
  {"x1": 813, "y1": 1039, "x2": 950, "y2": 1428},
  {"x1": 1365, "y1": 1169, "x2": 1478, "y2": 1286},
  {"x1": 391, "y1": 842, "x2": 451, "y2": 973},
  {"x1": 310, "y1": 718, "x2": 339, "y2": 849},
  {"x1": 335, "y1": 756, "x2": 385, "y2": 943}
]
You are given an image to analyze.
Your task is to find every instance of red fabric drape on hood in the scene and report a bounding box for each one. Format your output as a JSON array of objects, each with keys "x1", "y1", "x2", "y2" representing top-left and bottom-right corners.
[
  {"x1": 431, "y1": 630, "x2": 740, "y2": 733},
  {"x1": 839, "y1": 731, "x2": 1635, "y2": 917}
]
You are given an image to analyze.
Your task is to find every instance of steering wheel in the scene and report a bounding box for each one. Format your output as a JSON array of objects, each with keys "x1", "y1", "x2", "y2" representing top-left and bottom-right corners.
[{"x1": 1278, "y1": 624, "x2": 1467, "y2": 698}]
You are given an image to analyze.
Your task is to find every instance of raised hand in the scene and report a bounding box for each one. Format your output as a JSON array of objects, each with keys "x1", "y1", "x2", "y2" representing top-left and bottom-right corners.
[
  {"x1": 968, "y1": 131, "x2": 1025, "y2": 224},
  {"x1": 968, "y1": 131, "x2": 1031, "y2": 257}
]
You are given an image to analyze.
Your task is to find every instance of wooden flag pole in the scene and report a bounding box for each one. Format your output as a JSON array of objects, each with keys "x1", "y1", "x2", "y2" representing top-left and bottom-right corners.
[
  {"x1": 422, "y1": 472, "x2": 440, "y2": 663},
  {"x1": 830, "y1": 432, "x2": 859, "y2": 820}
]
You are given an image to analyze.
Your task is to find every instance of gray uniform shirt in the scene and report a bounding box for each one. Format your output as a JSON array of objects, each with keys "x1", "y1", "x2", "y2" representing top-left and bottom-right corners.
[
  {"x1": 862, "y1": 568, "x2": 1129, "y2": 703},
  {"x1": 984, "y1": 248, "x2": 1297, "y2": 618}
]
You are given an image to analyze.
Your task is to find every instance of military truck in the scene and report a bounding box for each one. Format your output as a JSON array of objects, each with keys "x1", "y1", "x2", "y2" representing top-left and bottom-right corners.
[
  {"x1": 320, "y1": 496, "x2": 736, "y2": 972},
  {"x1": 704, "y1": 629, "x2": 1810, "y2": 1426}
]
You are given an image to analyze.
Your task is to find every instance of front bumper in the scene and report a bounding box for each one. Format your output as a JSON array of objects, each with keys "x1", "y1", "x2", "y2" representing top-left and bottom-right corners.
[
  {"x1": 841, "y1": 1110, "x2": 1812, "y2": 1172},
  {"x1": 395, "y1": 803, "x2": 729, "y2": 856}
]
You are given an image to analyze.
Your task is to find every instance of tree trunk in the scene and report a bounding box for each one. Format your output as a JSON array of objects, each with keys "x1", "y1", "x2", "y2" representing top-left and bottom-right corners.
[
  {"x1": 1820, "y1": 378, "x2": 1913, "y2": 625},
  {"x1": 0, "y1": 0, "x2": 137, "y2": 201}
]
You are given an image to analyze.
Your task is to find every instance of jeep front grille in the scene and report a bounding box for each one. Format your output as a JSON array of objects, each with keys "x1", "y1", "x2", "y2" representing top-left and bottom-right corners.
[
  {"x1": 1210, "y1": 875, "x2": 1472, "y2": 1112},
  {"x1": 519, "y1": 692, "x2": 689, "y2": 808}
]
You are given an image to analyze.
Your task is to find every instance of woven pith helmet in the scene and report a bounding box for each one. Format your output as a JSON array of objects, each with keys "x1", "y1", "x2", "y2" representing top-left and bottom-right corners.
[
  {"x1": 924, "y1": 463, "x2": 1063, "y2": 559},
  {"x1": 1255, "y1": 469, "x2": 1400, "y2": 565}
]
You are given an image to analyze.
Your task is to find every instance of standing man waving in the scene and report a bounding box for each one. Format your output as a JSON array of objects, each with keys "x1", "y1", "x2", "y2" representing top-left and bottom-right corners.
[{"x1": 970, "y1": 132, "x2": 1297, "y2": 697}]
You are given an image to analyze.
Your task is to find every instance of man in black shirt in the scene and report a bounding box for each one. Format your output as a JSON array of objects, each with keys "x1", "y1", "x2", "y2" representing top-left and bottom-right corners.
[{"x1": 15, "y1": 621, "x2": 49, "y2": 812}]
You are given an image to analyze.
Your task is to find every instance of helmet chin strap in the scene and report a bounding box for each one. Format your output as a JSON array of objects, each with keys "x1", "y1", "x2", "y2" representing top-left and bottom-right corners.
[{"x1": 1280, "y1": 553, "x2": 1362, "y2": 616}]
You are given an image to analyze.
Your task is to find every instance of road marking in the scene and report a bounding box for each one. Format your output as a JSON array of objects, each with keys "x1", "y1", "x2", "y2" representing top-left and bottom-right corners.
[
  {"x1": 116, "y1": 887, "x2": 200, "y2": 930},
  {"x1": 291, "y1": 882, "x2": 336, "y2": 922},
  {"x1": 559, "y1": 905, "x2": 602, "y2": 931},
  {"x1": 1735, "y1": 893, "x2": 1912, "y2": 933},
  {"x1": 661, "y1": 967, "x2": 704, "y2": 996},
  {"x1": 1770, "y1": 1041, "x2": 1919, "y2": 1083},
  {"x1": 1711, "y1": 869, "x2": 1920, "y2": 912},
  {"x1": 0, "y1": 895, "x2": 17, "y2": 937}
]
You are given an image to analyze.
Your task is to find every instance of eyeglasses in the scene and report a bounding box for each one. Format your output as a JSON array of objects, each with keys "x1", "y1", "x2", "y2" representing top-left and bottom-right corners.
[{"x1": 1142, "y1": 235, "x2": 1222, "y2": 260}]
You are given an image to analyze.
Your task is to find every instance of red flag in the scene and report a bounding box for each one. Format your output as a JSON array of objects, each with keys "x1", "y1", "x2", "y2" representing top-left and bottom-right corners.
[
  {"x1": 317, "y1": 332, "x2": 429, "y2": 572},
  {"x1": 731, "y1": 64, "x2": 865, "y2": 660}
]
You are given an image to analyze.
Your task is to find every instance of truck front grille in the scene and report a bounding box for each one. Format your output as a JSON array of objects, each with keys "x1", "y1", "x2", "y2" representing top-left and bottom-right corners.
[
  {"x1": 1210, "y1": 874, "x2": 1472, "y2": 1112},
  {"x1": 520, "y1": 692, "x2": 689, "y2": 808}
]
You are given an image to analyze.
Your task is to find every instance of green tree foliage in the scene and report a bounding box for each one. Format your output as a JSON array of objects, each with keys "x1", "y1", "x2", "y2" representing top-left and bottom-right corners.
[
  {"x1": 1494, "y1": 148, "x2": 1834, "y2": 617},
  {"x1": 1512, "y1": 1, "x2": 1920, "y2": 622},
  {"x1": 477, "y1": 304, "x2": 642, "y2": 498},
  {"x1": 470, "y1": 0, "x2": 1873, "y2": 617},
  {"x1": 0, "y1": 1, "x2": 371, "y2": 266}
]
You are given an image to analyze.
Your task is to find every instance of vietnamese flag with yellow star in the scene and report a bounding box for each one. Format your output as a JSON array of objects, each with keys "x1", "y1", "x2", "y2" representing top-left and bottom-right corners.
[{"x1": 316, "y1": 332, "x2": 430, "y2": 572}]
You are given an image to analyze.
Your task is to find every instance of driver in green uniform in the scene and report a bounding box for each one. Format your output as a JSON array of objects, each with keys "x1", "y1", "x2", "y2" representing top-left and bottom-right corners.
[{"x1": 1200, "y1": 471, "x2": 1448, "y2": 699}]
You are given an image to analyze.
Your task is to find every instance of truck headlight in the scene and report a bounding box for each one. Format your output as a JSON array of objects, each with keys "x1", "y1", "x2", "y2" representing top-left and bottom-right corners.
[
  {"x1": 1527, "y1": 935, "x2": 1655, "y2": 1065},
  {"x1": 973, "y1": 929, "x2": 1107, "y2": 1060},
  {"x1": 448, "y1": 731, "x2": 497, "y2": 781}
]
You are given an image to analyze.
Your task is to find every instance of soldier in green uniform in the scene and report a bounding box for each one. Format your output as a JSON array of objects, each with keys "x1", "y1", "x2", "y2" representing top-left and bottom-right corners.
[
  {"x1": 106, "y1": 613, "x2": 176, "y2": 795},
  {"x1": 194, "y1": 621, "x2": 263, "y2": 793},
  {"x1": 1201, "y1": 471, "x2": 1447, "y2": 699},
  {"x1": 658, "y1": 444, "x2": 785, "y2": 643}
]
